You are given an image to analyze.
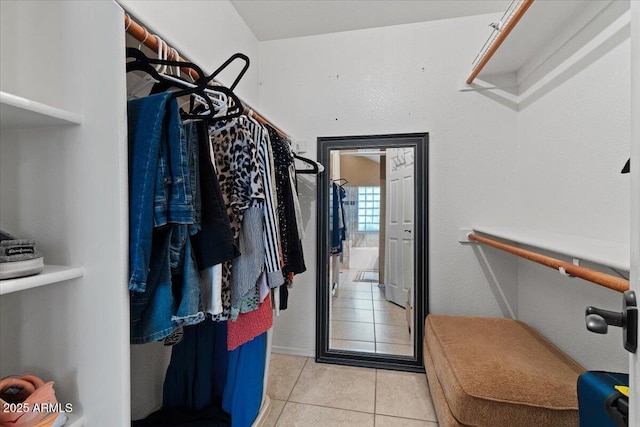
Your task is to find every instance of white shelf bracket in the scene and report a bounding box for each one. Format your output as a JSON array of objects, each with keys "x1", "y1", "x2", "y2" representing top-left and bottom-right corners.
[
  {"x1": 458, "y1": 228, "x2": 475, "y2": 243},
  {"x1": 559, "y1": 258, "x2": 581, "y2": 278}
]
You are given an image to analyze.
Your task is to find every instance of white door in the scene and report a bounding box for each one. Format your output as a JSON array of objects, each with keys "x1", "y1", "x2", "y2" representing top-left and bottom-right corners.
[{"x1": 385, "y1": 148, "x2": 414, "y2": 308}]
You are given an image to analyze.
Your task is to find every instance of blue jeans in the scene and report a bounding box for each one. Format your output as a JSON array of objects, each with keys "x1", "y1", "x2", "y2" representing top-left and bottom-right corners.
[
  {"x1": 128, "y1": 94, "x2": 203, "y2": 343},
  {"x1": 130, "y1": 225, "x2": 204, "y2": 344},
  {"x1": 128, "y1": 93, "x2": 196, "y2": 293}
]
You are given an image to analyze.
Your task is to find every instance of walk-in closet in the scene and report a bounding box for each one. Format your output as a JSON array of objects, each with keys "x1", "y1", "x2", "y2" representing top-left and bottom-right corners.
[{"x1": 1, "y1": 1, "x2": 638, "y2": 426}]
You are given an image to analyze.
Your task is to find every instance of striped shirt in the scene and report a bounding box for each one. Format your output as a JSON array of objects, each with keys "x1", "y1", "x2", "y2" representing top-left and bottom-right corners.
[{"x1": 240, "y1": 116, "x2": 283, "y2": 276}]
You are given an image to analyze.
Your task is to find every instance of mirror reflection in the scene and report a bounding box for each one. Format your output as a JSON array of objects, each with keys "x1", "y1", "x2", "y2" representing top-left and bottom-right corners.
[{"x1": 328, "y1": 147, "x2": 415, "y2": 357}]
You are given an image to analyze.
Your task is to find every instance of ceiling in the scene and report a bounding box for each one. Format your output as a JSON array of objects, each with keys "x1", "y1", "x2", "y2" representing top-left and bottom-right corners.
[{"x1": 229, "y1": 0, "x2": 511, "y2": 41}]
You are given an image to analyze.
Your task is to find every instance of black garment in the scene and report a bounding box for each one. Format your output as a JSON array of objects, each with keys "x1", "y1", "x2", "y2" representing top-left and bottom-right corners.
[
  {"x1": 330, "y1": 183, "x2": 347, "y2": 255},
  {"x1": 267, "y1": 125, "x2": 306, "y2": 277},
  {"x1": 280, "y1": 280, "x2": 289, "y2": 310},
  {"x1": 163, "y1": 319, "x2": 228, "y2": 410},
  {"x1": 131, "y1": 404, "x2": 230, "y2": 427},
  {"x1": 190, "y1": 121, "x2": 239, "y2": 269}
]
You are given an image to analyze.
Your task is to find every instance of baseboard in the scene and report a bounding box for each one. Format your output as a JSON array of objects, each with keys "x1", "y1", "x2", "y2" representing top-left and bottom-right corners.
[
  {"x1": 251, "y1": 395, "x2": 271, "y2": 427},
  {"x1": 271, "y1": 345, "x2": 315, "y2": 358}
]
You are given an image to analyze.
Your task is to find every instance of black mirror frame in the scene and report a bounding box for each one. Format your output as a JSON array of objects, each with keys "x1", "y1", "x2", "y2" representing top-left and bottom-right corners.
[{"x1": 315, "y1": 133, "x2": 429, "y2": 372}]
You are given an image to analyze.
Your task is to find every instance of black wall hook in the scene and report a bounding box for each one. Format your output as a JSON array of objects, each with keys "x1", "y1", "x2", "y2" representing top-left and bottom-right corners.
[
  {"x1": 621, "y1": 158, "x2": 630, "y2": 174},
  {"x1": 586, "y1": 290, "x2": 637, "y2": 353}
]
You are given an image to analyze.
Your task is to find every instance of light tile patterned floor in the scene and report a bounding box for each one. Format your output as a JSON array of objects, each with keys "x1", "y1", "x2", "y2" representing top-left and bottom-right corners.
[
  {"x1": 330, "y1": 269, "x2": 413, "y2": 357},
  {"x1": 265, "y1": 354, "x2": 439, "y2": 427}
]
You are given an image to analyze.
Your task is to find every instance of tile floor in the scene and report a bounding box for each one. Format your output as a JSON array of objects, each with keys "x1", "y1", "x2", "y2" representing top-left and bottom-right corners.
[
  {"x1": 330, "y1": 269, "x2": 413, "y2": 357},
  {"x1": 265, "y1": 353, "x2": 439, "y2": 426}
]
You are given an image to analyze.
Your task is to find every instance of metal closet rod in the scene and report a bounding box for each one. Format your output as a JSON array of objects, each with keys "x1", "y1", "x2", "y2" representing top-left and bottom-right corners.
[
  {"x1": 468, "y1": 233, "x2": 630, "y2": 294},
  {"x1": 124, "y1": 14, "x2": 289, "y2": 139},
  {"x1": 466, "y1": 0, "x2": 535, "y2": 85}
]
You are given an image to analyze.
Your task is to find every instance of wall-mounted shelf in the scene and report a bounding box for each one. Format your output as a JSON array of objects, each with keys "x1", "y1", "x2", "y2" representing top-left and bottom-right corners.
[
  {"x1": 0, "y1": 265, "x2": 85, "y2": 296},
  {"x1": 466, "y1": 0, "x2": 534, "y2": 84},
  {"x1": 465, "y1": 0, "x2": 616, "y2": 88},
  {"x1": 471, "y1": 226, "x2": 629, "y2": 271},
  {"x1": 0, "y1": 91, "x2": 82, "y2": 131}
]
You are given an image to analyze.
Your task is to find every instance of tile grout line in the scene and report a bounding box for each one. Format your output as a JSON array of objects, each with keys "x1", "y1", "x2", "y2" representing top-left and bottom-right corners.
[
  {"x1": 281, "y1": 400, "x2": 438, "y2": 425},
  {"x1": 373, "y1": 368, "x2": 378, "y2": 423},
  {"x1": 372, "y1": 291, "x2": 378, "y2": 353},
  {"x1": 285, "y1": 356, "x2": 309, "y2": 401},
  {"x1": 273, "y1": 357, "x2": 310, "y2": 427},
  {"x1": 283, "y1": 400, "x2": 377, "y2": 417}
]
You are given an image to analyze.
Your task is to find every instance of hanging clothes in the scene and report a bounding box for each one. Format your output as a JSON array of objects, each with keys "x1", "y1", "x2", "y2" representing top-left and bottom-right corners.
[
  {"x1": 267, "y1": 125, "x2": 306, "y2": 275},
  {"x1": 230, "y1": 204, "x2": 264, "y2": 320},
  {"x1": 128, "y1": 92, "x2": 205, "y2": 344},
  {"x1": 124, "y1": 42, "x2": 318, "y2": 427},
  {"x1": 132, "y1": 319, "x2": 231, "y2": 427},
  {"x1": 222, "y1": 332, "x2": 267, "y2": 427},
  {"x1": 190, "y1": 120, "x2": 239, "y2": 272},
  {"x1": 239, "y1": 116, "x2": 285, "y2": 290},
  {"x1": 227, "y1": 293, "x2": 273, "y2": 351},
  {"x1": 208, "y1": 121, "x2": 257, "y2": 321},
  {"x1": 266, "y1": 124, "x2": 306, "y2": 310},
  {"x1": 186, "y1": 120, "x2": 239, "y2": 318},
  {"x1": 330, "y1": 182, "x2": 347, "y2": 255}
]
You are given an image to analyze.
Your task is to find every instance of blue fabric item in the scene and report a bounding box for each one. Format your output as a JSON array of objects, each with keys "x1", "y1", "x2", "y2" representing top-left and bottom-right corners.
[
  {"x1": 130, "y1": 226, "x2": 205, "y2": 344},
  {"x1": 222, "y1": 332, "x2": 266, "y2": 427},
  {"x1": 184, "y1": 122, "x2": 201, "y2": 236},
  {"x1": 169, "y1": 227, "x2": 205, "y2": 328},
  {"x1": 330, "y1": 183, "x2": 346, "y2": 255},
  {"x1": 163, "y1": 319, "x2": 229, "y2": 411},
  {"x1": 128, "y1": 94, "x2": 204, "y2": 343},
  {"x1": 128, "y1": 92, "x2": 171, "y2": 293},
  {"x1": 130, "y1": 227, "x2": 175, "y2": 343},
  {"x1": 128, "y1": 93, "x2": 195, "y2": 294},
  {"x1": 153, "y1": 98, "x2": 195, "y2": 227}
]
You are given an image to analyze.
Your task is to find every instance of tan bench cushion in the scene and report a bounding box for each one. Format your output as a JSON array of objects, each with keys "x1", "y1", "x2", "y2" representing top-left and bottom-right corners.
[{"x1": 425, "y1": 315, "x2": 584, "y2": 427}]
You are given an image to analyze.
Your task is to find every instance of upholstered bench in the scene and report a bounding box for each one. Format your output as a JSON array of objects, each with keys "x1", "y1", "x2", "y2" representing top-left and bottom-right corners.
[{"x1": 424, "y1": 315, "x2": 585, "y2": 427}]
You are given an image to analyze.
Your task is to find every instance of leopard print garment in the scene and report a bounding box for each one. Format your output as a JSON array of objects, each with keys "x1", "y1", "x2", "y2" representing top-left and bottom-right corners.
[{"x1": 209, "y1": 120, "x2": 264, "y2": 321}]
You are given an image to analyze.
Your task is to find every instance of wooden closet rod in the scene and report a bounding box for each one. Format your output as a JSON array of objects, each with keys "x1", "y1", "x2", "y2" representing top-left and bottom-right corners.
[
  {"x1": 468, "y1": 233, "x2": 630, "y2": 293},
  {"x1": 124, "y1": 14, "x2": 289, "y2": 139},
  {"x1": 466, "y1": 0, "x2": 535, "y2": 85}
]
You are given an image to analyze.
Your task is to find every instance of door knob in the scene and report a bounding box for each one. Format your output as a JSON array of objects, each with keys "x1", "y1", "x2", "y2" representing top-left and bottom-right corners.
[{"x1": 585, "y1": 290, "x2": 637, "y2": 353}]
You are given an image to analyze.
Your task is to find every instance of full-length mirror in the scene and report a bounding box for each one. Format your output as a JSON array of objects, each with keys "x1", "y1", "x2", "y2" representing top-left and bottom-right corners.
[{"x1": 316, "y1": 133, "x2": 428, "y2": 372}]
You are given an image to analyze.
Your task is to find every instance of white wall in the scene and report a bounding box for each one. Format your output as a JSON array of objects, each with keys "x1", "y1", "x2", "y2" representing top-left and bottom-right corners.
[
  {"x1": 258, "y1": 14, "x2": 521, "y2": 356},
  {"x1": 118, "y1": 0, "x2": 261, "y2": 107},
  {"x1": 1, "y1": 1, "x2": 129, "y2": 425},
  {"x1": 515, "y1": 2, "x2": 631, "y2": 371}
]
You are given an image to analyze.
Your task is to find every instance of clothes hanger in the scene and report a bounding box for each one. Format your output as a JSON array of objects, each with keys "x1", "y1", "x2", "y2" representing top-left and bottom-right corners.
[
  {"x1": 180, "y1": 54, "x2": 251, "y2": 123},
  {"x1": 206, "y1": 53, "x2": 250, "y2": 92},
  {"x1": 294, "y1": 154, "x2": 324, "y2": 175},
  {"x1": 152, "y1": 39, "x2": 222, "y2": 113},
  {"x1": 128, "y1": 36, "x2": 172, "y2": 97},
  {"x1": 126, "y1": 48, "x2": 218, "y2": 121},
  {"x1": 178, "y1": 53, "x2": 249, "y2": 123},
  {"x1": 127, "y1": 30, "x2": 157, "y2": 98},
  {"x1": 152, "y1": 46, "x2": 228, "y2": 115}
]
